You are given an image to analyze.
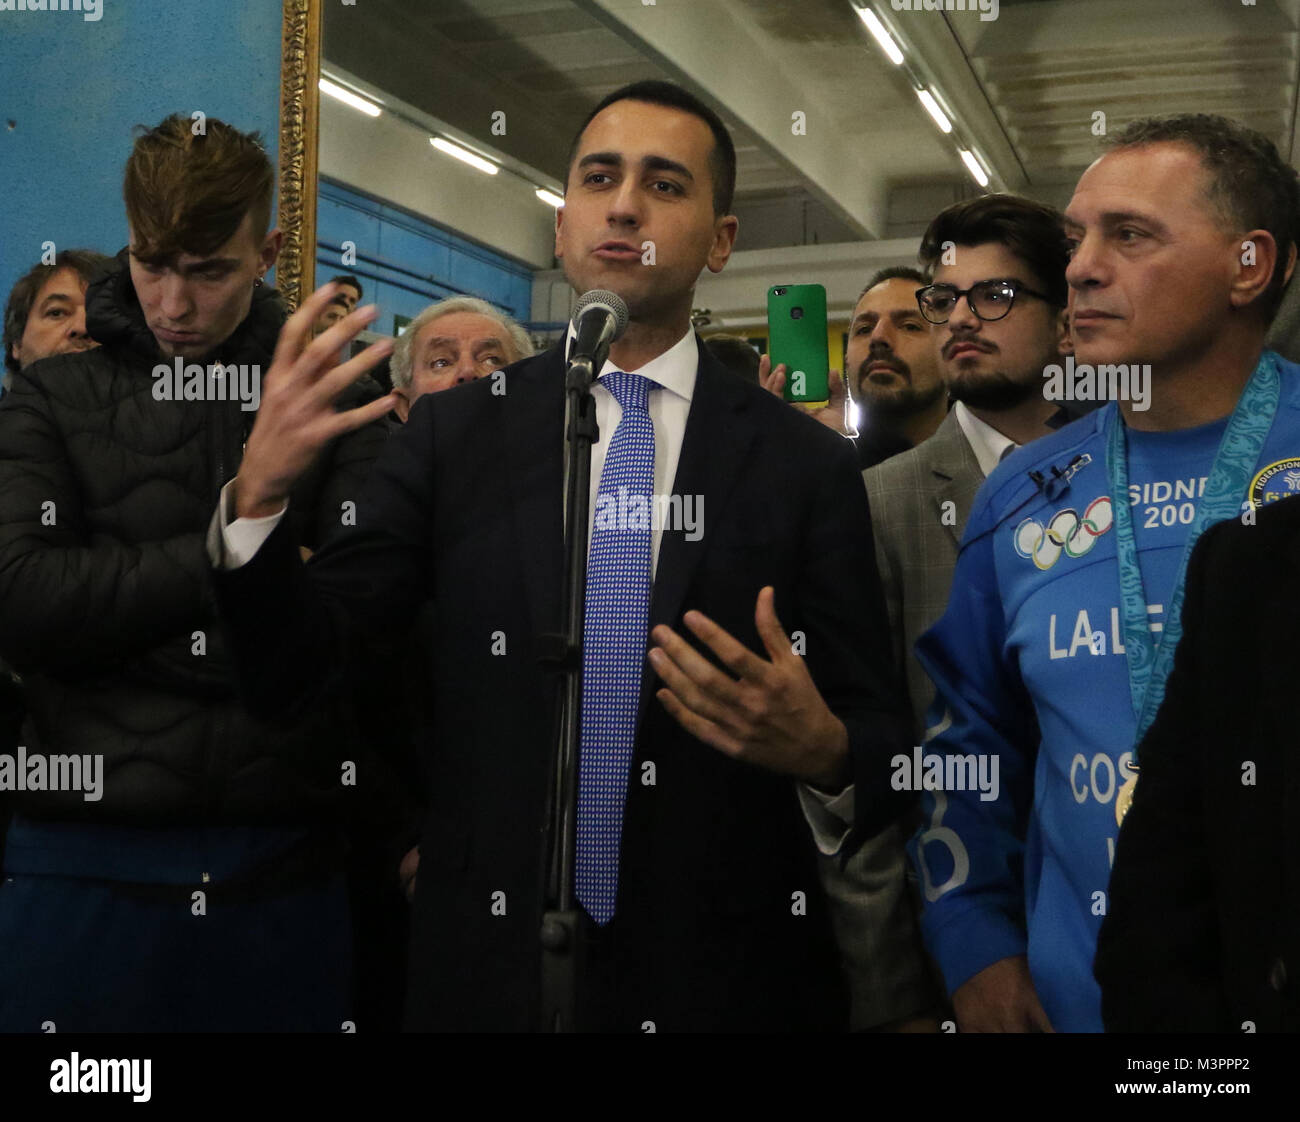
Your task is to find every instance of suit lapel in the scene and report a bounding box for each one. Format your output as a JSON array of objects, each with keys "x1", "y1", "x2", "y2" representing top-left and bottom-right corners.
[
  {"x1": 637, "y1": 339, "x2": 758, "y2": 721},
  {"x1": 504, "y1": 344, "x2": 566, "y2": 643},
  {"x1": 928, "y1": 409, "x2": 985, "y2": 547}
]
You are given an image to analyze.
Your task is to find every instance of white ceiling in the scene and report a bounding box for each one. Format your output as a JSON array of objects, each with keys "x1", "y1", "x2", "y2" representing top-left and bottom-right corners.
[
  {"x1": 960, "y1": 0, "x2": 1300, "y2": 202},
  {"x1": 323, "y1": 0, "x2": 1300, "y2": 244}
]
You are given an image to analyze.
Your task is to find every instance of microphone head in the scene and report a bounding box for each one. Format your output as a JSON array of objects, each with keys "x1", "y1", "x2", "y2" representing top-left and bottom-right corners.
[{"x1": 573, "y1": 289, "x2": 629, "y2": 341}]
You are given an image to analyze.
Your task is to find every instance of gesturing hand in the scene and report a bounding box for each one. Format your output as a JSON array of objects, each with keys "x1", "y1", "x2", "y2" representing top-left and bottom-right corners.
[
  {"x1": 648, "y1": 586, "x2": 851, "y2": 790},
  {"x1": 234, "y1": 283, "x2": 397, "y2": 519}
]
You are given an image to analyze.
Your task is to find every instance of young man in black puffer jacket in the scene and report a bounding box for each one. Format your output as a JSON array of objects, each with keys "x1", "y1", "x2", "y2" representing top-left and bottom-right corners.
[{"x1": 0, "y1": 114, "x2": 413, "y2": 1031}]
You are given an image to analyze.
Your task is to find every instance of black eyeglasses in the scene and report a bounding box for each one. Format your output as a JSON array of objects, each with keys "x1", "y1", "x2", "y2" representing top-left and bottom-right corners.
[{"x1": 915, "y1": 279, "x2": 1056, "y2": 325}]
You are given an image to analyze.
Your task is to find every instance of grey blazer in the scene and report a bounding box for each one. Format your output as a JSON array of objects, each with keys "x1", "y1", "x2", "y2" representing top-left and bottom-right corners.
[
  {"x1": 814, "y1": 411, "x2": 985, "y2": 1030},
  {"x1": 864, "y1": 407, "x2": 984, "y2": 740},
  {"x1": 815, "y1": 410, "x2": 985, "y2": 1029}
]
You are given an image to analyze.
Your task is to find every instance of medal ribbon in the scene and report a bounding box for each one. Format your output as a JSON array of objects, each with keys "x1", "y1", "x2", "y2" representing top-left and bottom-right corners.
[{"x1": 1107, "y1": 352, "x2": 1280, "y2": 758}]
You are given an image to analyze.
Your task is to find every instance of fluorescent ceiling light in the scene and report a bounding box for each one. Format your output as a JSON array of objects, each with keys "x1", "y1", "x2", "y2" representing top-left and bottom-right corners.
[
  {"x1": 319, "y1": 78, "x2": 380, "y2": 118},
  {"x1": 535, "y1": 188, "x2": 565, "y2": 208},
  {"x1": 959, "y1": 149, "x2": 990, "y2": 188},
  {"x1": 858, "y1": 8, "x2": 904, "y2": 65},
  {"x1": 916, "y1": 89, "x2": 952, "y2": 134},
  {"x1": 431, "y1": 137, "x2": 498, "y2": 175}
]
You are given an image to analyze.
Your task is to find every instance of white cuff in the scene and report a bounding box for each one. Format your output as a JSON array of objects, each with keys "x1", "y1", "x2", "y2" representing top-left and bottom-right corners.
[
  {"x1": 207, "y1": 479, "x2": 288, "y2": 571},
  {"x1": 797, "y1": 782, "x2": 856, "y2": 856}
]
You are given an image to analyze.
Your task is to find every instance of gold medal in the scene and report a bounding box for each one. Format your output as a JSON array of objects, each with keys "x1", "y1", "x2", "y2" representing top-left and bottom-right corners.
[{"x1": 1115, "y1": 772, "x2": 1138, "y2": 827}]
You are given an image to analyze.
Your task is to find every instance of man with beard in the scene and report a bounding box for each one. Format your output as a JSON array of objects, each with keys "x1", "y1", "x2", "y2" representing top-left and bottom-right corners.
[
  {"x1": 761, "y1": 267, "x2": 947, "y2": 469},
  {"x1": 758, "y1": 256, "x2": 1009, "y2": 1028},
  {"x1": 867, "y1": 194, "x2": 1070, "y2": 740},
  {"x1": 846, "y1": 267, "x2": 949, "y2": 467},
  {"x1": 809, "y1": 197, "x2": 1070, "y2": 1034}
]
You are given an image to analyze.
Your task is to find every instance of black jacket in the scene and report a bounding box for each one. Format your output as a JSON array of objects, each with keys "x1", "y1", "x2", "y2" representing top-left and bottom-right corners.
[
  {"x1": 0, "y1": 261, "x2": 388, "y2": 826},
  {"x1": 855, "y1": 425, "x2": 912, "y2": 470},
  {"x1": 213, "y1": 337, "x2": 910, "y2": 1031},
  {"x1": 1095, "y1": 493, "x2": 1300, "y2": 1032}
]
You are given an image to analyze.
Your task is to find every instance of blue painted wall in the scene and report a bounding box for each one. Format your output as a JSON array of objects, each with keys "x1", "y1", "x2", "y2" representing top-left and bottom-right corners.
[
  {"x1": 316, "y1": 178, "x2": 535, "y2": 336},
  {"x1": 0, "y1": 0, "x2": 282, "y2": 297}
]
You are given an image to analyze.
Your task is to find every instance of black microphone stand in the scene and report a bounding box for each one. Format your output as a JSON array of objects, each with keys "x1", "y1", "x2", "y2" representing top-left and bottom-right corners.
[{"x1": 536, "y1": 342, "x2": 605, "y2": 1032}]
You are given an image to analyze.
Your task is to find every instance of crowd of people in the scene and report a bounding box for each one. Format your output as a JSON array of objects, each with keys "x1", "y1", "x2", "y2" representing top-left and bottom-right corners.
[{"x1": 1, "y1": 77, "x2": 1297, "y2": 1033}]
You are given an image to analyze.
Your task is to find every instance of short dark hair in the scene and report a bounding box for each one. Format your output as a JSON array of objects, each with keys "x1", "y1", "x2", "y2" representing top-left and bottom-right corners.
[
  {"x1": 1104, "y1": 113, "x2": 1300, "y2": 320},
  {"x1": 859, "y1": 265, "x2": 928, "y2": 301},
  {"x1": 124, "y1": 113, "x2": 274, "y2": 263},
  {"x1": 4, "y1": 249, "x2": 115, "y2": 376},
  {"x1": 567, "y1": 80, "x2": 736, "y2": 216},
  {"x1": 328, "y1": 274, "x2": 363, "y2": 301},
  {"x1": 919, "y1": 194, "x2": 1070, "y2": 307},
  {"x1": 704, "y1": 334, "x2": 760, "y2": 382}
]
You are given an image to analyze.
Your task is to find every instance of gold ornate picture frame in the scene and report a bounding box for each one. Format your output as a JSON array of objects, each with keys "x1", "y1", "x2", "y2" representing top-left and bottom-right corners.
[{"x1": 278, "y1": 0, "x2": 322, "y2": 311}]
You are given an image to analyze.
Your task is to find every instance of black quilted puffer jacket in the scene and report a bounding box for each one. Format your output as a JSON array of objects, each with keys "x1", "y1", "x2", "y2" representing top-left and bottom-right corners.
[{"x1": 0, "y1": 260, "x2": 389, "y2": 825}]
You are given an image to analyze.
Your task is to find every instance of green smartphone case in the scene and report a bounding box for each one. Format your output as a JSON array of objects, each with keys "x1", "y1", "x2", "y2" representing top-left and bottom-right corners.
[{"x1": 767, "y1": 283, "x2": 829, "y2": 405}]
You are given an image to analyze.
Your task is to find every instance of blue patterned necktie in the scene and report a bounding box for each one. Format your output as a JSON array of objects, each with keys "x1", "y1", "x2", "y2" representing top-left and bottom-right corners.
[{"x1": 576, "y1": 370, "x2": 658, "y2": 925}]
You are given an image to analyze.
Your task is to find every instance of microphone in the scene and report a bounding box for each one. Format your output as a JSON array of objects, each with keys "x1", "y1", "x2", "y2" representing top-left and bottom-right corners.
[
  {"x1": 567, "y1": 290, "x2": 629, "y2": 384},
  {"x1": 1029, "y1": 453, "x2": 1092, "y2": 501},
  {"x1": 963, "y1": 453, "x2": 1095, "y2": 551}
]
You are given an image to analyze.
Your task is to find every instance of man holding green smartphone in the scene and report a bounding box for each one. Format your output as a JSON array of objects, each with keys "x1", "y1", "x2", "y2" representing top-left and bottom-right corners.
[{"x1": 761, "y1": 267, "x2": 948, "y2": 469}]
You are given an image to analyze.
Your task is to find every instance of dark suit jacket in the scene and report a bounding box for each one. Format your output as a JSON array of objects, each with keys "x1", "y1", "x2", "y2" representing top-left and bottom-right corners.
[
  {"x1": 213, "y1": 337, "x2": 908, "y2": 1031},
  {"x1": 1095, "y1": 493, "x2": 1300, "y2": 1032}
]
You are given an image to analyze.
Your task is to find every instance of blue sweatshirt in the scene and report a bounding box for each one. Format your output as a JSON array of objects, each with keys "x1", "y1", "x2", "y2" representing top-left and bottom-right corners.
[{"x1": 909, "y1": 353, "x2": 1300, "y2": 1032}]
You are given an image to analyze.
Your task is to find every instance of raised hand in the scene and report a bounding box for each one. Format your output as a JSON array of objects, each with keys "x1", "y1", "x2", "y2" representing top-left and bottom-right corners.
[
  {"x1": 234, "y1": 283, "x2": 397, "y2": 519},
  {"x1": 758, "y1": 354, "x2": 856, "y2": 437}
]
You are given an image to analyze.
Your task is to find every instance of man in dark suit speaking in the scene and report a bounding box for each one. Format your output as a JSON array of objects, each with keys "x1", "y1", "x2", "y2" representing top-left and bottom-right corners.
[{"x1": 209, "y1": 80, "x2": 906, "y2": 1031}]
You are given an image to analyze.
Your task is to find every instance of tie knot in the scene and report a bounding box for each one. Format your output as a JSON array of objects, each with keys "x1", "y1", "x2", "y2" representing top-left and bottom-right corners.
[{"x1": 601, "y1": 370, "x2": 657, "y2": 412}]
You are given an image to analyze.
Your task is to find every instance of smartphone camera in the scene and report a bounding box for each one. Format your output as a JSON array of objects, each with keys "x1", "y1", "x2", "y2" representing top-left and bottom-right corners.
[{"x1": 773, "y1": 286, "x2": 787, "y2": 297}]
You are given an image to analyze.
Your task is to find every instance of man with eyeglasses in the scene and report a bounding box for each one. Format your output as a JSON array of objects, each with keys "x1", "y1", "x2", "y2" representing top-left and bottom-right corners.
[
  {"x1": 869, "y1": 194, "x2": 1069, "y2": 746},
  {"x1": 823, "y1": 195, "x2": 1069, "y2": 1035},
  {"x1": 910, "y1": 114, "x2": 1300, "y2": 1032}
]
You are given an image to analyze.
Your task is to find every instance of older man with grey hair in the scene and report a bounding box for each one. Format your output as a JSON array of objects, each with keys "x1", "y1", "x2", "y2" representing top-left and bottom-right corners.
[{"x1": 389, "y1": 296, "x2": 534, "y2": 421}]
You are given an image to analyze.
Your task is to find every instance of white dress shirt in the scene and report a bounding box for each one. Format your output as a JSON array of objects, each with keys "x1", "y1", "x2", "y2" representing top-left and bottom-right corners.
[
  {"x1": 952, "y1": 400, "x2": 1018, "y2": 478},
  {"x1": 572, "y1": 323, "x2": 695, "y2": 580}
]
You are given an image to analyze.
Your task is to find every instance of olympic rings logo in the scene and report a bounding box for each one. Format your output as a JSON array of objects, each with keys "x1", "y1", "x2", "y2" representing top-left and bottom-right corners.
[{"x1": 1013, "y1": 496, "x2": 1114, "y2": 570}]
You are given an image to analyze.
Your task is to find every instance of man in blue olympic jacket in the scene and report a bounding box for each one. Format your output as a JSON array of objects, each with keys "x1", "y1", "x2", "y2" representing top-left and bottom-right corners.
[{"x1": 908, "y1": 113, "x2": 1300, "y2": 1032}]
